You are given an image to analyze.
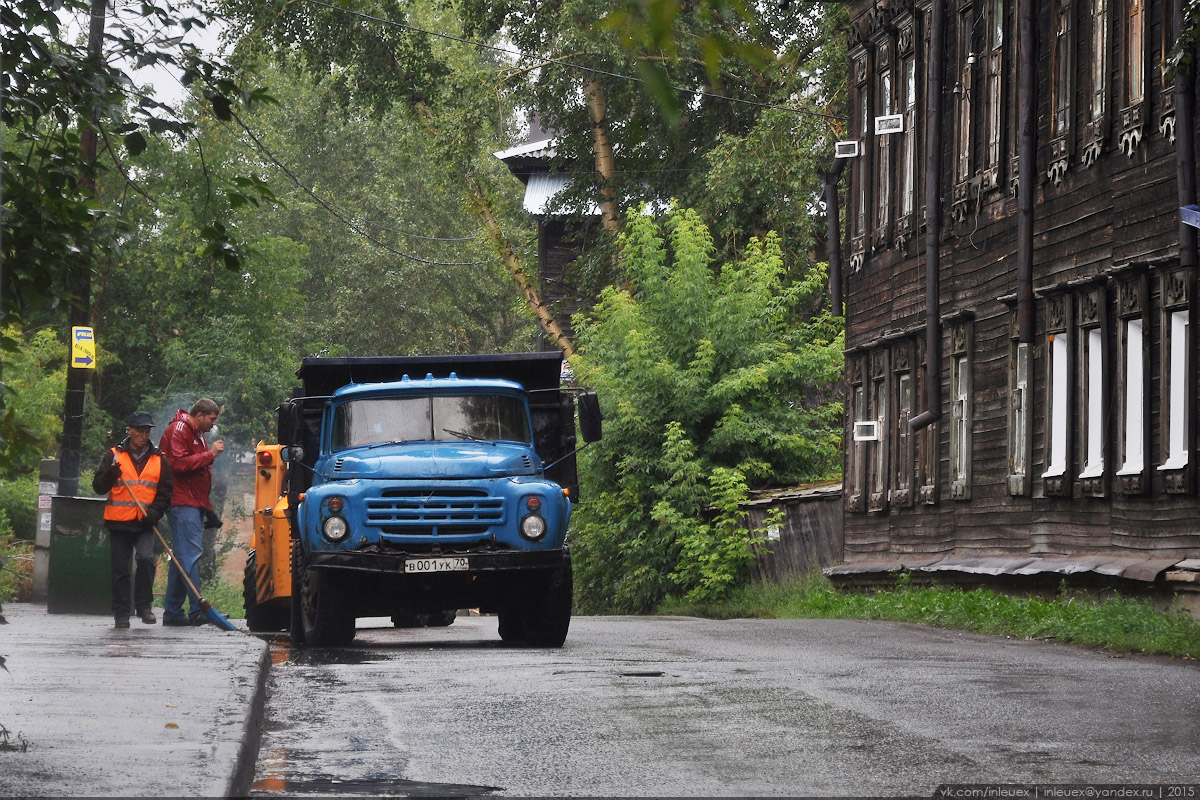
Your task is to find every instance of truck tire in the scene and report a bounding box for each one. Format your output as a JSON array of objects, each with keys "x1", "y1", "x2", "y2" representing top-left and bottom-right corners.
[
  {"x1": 300, "y1": 566, "x2": 356, "y2": 646},
  {"x1": 496, "y1": 606, "x2": 524, "y2": 644},
  {"x1": 521, "y1": 556, "x2": 573, "y2": 648},
  {"x1": 243, "y1": 550, "x2": 289, "y2": 632}
]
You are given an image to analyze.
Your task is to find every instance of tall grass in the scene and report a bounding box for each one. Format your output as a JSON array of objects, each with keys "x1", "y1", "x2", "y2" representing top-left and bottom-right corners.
[{"x1": 658, "y1": 572, "x2": 1200, "y2": 659}]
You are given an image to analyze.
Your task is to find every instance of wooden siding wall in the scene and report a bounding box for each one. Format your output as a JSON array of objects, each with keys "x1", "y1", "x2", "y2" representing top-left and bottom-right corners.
[
  {"x1": 746, "y1": 492, "x2": 844, "y2": 581},
  {"x1": 842, "y1": 0, "x2": 1200, "y2": 563}
]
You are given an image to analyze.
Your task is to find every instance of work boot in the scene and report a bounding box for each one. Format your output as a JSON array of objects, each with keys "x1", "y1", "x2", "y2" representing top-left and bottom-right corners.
[
  {"x1": 162, "y1": 615, "x2": 194, "y2": 627},
  {"x1": 137, "y1": 608, "x2": 157, "y2": 625},
  {"x1": 114, "y1": 617, "x2": 130, "y2": 629}
]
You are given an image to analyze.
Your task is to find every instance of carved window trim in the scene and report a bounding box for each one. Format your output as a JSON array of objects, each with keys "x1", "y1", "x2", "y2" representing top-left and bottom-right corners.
[
  {"x1": 874, "y1": 43, "x2": 895, "y2": 252},
  {"x1": 951, "y1": 4, "x2": 976, "y2": 224},
  {"x1": 1042, "y1": 293, "x2": 1073, "y2": 497},
  {"x1": 847, "y1": 354, "x2": 868, "y2": 513},
  {"x1": 982, "y1": 0, "x2": 1006, "y2": 191},
  {"x1": 949, "y1": 321, "x2": 973, "y2": 500},
  {"x1": 897, "y1": 14, "x2": 920, "y2": 249},
  {"x1": 1118, "y1": 0, "x2": 1148, "y2": 157},
  {"x1": 1075, "y1": 286, "x2": 1108, "y2": 498},
  {"x1": 1082, "y1": 0, "x2": 1110, "y2": 166},
  {"x1": 1108, "y1": 275, "x2": 1149, "y2": 495},
  {"x1": 1158, "y1": 269, "x2": 1192, "y2": 494},
  {"x1": 1007, "y1": 310, "x2": 1032, "y2": 496},
  {"x1": 1159, "y1": 0, "x2": 1176, "y2": 140},
  {"x1": 850, "y1": 47, "x2": 871, "y2": 271},
  {"x1": 917, "y1": 335, "x2": 940, "y2": 505},
  {"x1": 1048, "y1": 0, "x2": 1075, "y2": 186},
  {"x1": 892, "y1": 340, "x2": 917, "y2": 507},
  {"x1": 869, "y1": 349, "x2": 891, "y2": 512}
]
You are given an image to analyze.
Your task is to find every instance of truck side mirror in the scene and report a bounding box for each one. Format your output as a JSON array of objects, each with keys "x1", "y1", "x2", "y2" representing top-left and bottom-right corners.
[
  {"x1": 280, "y1": 445, "x2": 305, "y2": 464},
  {"x1": 578, "y1": 392, "x2": 602, "y2": 443}
]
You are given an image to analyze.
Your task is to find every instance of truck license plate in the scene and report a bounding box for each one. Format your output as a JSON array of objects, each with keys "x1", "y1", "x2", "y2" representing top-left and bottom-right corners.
[{"x1": 404, "y1": 557, "x2": 469, "y2": 574}]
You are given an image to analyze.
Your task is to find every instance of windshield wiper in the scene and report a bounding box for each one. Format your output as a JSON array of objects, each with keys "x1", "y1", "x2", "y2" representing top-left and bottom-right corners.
[
  {"x1": 363, "y1": 439, "x2": 410, "y2": 450},
  {"x1": 442, "y1": 428, "x2": 495, "y2": 446}
]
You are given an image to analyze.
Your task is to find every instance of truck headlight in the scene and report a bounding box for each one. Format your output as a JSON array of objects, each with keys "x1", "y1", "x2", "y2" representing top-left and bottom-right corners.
[
  {"x1": 520, "y1": 514, "x2": 547, "y2": 541},
  {"x1": 323, "y1": 515, "x2": 349, "y2": 542}
]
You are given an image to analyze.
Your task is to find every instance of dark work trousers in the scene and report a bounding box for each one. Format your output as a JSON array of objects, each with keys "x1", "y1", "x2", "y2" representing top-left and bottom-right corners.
[{"x1": 109, "y1": 527, "x2": 156, "y2": 618}]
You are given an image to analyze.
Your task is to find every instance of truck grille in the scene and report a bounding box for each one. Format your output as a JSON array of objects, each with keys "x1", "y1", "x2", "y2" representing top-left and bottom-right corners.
[{"x1": 364, "y1": 489, "x2": 505, "y2": 533}]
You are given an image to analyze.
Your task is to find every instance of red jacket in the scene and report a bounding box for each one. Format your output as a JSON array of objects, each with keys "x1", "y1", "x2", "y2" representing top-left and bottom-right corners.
[{"x1": 159, "y1": 409, "x2": 214, "y2": 509}]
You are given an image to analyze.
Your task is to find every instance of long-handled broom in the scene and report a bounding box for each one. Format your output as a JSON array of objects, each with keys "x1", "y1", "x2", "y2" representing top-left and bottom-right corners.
[{"x1": 120, "y1": 478, "x2": 239, "y2": 632}]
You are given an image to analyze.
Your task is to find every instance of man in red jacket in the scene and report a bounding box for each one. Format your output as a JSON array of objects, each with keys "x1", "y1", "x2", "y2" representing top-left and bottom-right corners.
[{"x1": 159, "y1": 398, "x2": 225, "y2": 626}]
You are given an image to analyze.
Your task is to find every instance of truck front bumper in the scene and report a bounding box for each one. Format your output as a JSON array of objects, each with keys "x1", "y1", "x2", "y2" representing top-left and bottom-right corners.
[{"x1": 307, "y1": 547, "x2": 566, "y2": 575}]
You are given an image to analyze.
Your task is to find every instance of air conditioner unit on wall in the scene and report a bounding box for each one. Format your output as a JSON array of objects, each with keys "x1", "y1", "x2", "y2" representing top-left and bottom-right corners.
[
  {"x1": 835, "y1": 140, "x2": 860, "y2": 158},
  {"x1": 875, "y1": 114, "x2": 904, "y2": 135},
  {"x1": 853, "y1": 420, "x2": 880, "y2": 441}
]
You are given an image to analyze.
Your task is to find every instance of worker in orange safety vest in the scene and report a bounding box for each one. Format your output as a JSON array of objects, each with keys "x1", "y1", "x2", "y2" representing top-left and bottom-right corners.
[{"x1": 92, "y1": 411, "x2": 173, "y2": 628}]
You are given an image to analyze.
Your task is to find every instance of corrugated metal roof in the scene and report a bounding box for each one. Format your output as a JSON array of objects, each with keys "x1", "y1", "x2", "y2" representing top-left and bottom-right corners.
[
  {"x1": 825, "y1": 556, "x2": 1183, "y2": 583},
  {"x1": 523, "y1": 173, "x2": 600, "y2": 216},
  {"x1": 493, "y1": 139, "x2": 557, "y2": 161}
]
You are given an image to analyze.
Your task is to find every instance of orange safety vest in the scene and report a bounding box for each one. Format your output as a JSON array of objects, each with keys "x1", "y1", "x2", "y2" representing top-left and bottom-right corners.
[{"x1": 104, "y1": 448, "x2": 163, "y2": 523}]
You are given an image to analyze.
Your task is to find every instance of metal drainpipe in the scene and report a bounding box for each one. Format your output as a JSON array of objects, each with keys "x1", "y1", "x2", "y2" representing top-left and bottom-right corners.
[
  {"x1": 1176, "y1": 0, "x2": 1198, "y2": 272},
  {"x1": 1017, "y1": 0, "x2": 1037, "y2": 344},
  {"x1": 911, "y1": 0, "x2": 946, "y2": 431},
  {"x1": 825, "y1": 158, "x2": 850, "y2": 316}
]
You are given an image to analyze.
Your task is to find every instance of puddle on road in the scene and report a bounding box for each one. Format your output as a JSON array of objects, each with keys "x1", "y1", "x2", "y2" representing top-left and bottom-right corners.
[{"x1": 267, "y1": 643, "x2": 392, "y2": 667}]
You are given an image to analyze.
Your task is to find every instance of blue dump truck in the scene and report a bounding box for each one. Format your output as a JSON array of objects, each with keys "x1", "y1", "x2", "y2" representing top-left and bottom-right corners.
[{"x1": 244, "y1": 352, "x2": 601, "y2": 647}]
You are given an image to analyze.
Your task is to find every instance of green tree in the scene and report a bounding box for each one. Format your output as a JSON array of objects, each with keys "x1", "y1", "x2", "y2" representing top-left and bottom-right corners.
[{"x1": 569, "y1": 208, "x2": 843, "y2": 613}]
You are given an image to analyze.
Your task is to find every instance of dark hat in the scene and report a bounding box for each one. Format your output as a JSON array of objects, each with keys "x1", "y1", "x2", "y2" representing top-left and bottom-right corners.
[{"x1": 126, "y1": 411, "x2": 155, "y2": 428}]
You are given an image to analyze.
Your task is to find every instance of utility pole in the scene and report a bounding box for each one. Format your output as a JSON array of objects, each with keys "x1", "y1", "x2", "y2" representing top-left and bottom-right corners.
[{"x1": 58, "y1": 0, "x2": 107, "y2": 496}]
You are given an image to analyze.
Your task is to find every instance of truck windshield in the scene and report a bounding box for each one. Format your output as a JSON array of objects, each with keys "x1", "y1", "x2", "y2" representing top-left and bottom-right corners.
[{"x1": 332, "y1": 394, "x2": 530, "y2": 451}]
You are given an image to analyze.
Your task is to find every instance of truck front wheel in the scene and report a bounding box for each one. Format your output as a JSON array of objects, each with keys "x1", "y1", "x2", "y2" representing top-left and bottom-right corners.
[
  {"x1": 300, "y1": 566, "x2": 356, "y2": 646},
  {"x1": 524, "y1": 557, "x2": 572, "y2": 647}
]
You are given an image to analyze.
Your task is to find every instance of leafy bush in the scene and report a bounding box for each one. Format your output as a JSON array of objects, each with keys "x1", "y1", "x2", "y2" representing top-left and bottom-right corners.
[
  {"x1": 0, "y1": 519, "x2": 35, "y2": 602},
  {"x1": 570, "y1": 208, "x2": 843, "y2": 613}
]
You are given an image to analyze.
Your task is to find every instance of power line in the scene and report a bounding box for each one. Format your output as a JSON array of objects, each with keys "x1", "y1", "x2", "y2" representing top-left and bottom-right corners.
[
  {"x1": 227, "y1": 109, "x2": 513, "y2": 267},
  {"x1": 296, "y1": 0, "x2": 847, "y2": 122}
]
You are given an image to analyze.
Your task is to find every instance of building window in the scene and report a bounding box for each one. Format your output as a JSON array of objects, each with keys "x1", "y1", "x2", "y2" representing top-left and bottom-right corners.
[
  {"x1": 873, "y1": 36, "x2": 895, "y2": 252},
  {"x1": 1045, "y1": 335, "x2": 1070, "y2": 477},
  {"x1": 954, "y1": 10, "x2": 975, "y2": 185},
  {"x1": 847, "y1": 356, "x2": 867, "y2": 512},
  {"x1": 1078, "y1": 326, "x2": 1105, "y2": 480},
  {"x1": 1082, "y1": 0, "x2": 1110, "y2": 165},
  {"x1": 850, "y1": 50, "x2": 870, "y2": 271},
  {"x1": 1051, "y1": 0, "x2": 1074, "y2": 137},
  {"x1": 1161, "y1": 312, "x2": 1190, "y2": 468},
  {"x1": 1160, "y1": 269, "x2": 1192, "y2": 493},
  {"x1": 869, "y1": 350, "x2": 890, "y2": 512},
  {"x1": 1126, "y1": 0, "x2": 1145, "y2": 106},
  {"x1": 1048, "y1": 0, "x2": 1074, "y2": 183},
  {"x1": 1117, "y1": 318, "x2": 1145, "y2": 474},
  {"x1": 984, "y1": 0, "x2": 1005, "y2": 187},
  {"x1": 949, "y1": 320, "x2": 972, "y2": 500},
  {"x1": 1113, "y1": 275, "x2": 1146, "y2": 494},
  {"x1": 1008, "y1": 337, "x2": 1031, "y2": 495},
  {"x1": 893, "y1": 356, "x2": 916, "y2": 507},
  {"x1": 1042, "y1": 293, "x2": 1072, "y2": 498},
  {"x1": 900, "y1": 51, "x2": 918, "y2": 222}
]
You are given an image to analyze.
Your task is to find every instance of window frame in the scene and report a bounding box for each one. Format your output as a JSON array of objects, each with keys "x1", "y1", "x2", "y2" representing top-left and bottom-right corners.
[
  {"x1": 1048, "y1": 0, "x2": 1075, "y2": 185},
  {"x1": 847, "y1": 354, "x2": 868, "y2": 513},
  {"x1": 892, "y1": 341, "x2": 917, "y2": 507},
  {"x1": 1159, "y1": 269, "x2": 1193, "y2": 494},
  {"x1": 949, "y1": 320, "x2": 973, "y2": 500},
  {"x1": 1042, "y1": 294, "x2": 1073, "y2": 497},
  {"x1": 1075, "y1": 286, "x2": 1108, "y2": 497},
  {"x1": 1082, "y1": 0, "x2": 1110, "y2": 165},
  {"x1": 1007, "y1": 308, "x2": 1032, "y2": 495},
  {"x1": 1108, "y1": 278, "x2": 1147, "y2": 496},
  {"x1": 869, "y1": 349, "x2": 891, "y2": 512}
]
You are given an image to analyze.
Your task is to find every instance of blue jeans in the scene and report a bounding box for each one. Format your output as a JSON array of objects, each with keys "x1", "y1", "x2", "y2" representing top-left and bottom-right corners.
[{"x1": 164, "y1": 506, "x2": 204, "y2": 621}]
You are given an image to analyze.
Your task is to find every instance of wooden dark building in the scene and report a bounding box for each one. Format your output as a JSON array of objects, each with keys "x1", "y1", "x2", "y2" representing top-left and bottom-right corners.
[
  {"x1": 495, "y1": 124, "x2": 600, "y2": 350},
  {"x1": 836, "y1": 0, "x2": 1200, "y2": 572}
]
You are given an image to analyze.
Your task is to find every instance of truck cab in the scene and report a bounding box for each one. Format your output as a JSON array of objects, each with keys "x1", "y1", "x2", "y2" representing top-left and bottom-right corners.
[{"x1": 245, "y1": 352, "x2": 600, "y2": 647}]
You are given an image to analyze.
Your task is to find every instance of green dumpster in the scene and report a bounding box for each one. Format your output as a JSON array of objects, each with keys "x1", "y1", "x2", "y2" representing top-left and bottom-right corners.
[{"x1": 48, "y1": 496, "x2": 126, "y2": 614}]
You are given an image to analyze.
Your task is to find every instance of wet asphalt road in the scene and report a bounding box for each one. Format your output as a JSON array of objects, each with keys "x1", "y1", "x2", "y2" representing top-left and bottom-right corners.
[{"x1": 250, "y1": 615, "x2": 1200, "y2": 797}]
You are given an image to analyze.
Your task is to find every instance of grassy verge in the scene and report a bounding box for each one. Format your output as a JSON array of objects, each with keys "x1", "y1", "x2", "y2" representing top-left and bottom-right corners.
[{"x1": 658, "y1": 572, "x2": 1200, "y2": 659}]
